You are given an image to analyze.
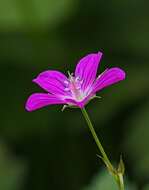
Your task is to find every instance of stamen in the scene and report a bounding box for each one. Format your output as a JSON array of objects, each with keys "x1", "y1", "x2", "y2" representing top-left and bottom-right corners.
[
  {"x1": 68, "y1": 71, "x2": 73, "y2": 77},
  {"x1": 76, "y1": 73, "x2": 84, "y2": 84},
  {"x1": 64, "y1": 87, "x2": 70, "y2": 92},
  {"x1": 76, "y1": 76, "x2": 81, "y2": 81},
  {"x1": 64, "y1": 71, "x2": 86, "y2": 101},
  {"x1": 80, "y1": 78, "x2": 84, "y2": 84},
  {"x1": 63, "y1": 80, "x2": 69, "y2": 85}
]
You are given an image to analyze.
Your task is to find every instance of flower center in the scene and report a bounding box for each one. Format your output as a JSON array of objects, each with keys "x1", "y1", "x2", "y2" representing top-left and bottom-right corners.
[{"x1": 64, "y1": 72, "x2": 84, "y2": 101}]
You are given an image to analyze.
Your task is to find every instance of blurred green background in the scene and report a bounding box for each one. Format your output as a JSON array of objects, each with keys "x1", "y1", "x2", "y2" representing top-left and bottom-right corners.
[{"x1": 0, "y1": 0, "x2": 149, "y2": 190}]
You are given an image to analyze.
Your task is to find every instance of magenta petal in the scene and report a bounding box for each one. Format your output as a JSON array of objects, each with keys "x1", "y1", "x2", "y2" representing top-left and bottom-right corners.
[
  {"x1": 75, "y1": 52, "x2": 102, "y2": 91},
  {"x1": 33, "y1": 70, "x2": 70, "y2": 96},
  {"x1": 92, "y1": 68, "x2": 125, "y2": 93},
  {"x1": 26, "y1": 93, "x2": 66, "y2": 111}
]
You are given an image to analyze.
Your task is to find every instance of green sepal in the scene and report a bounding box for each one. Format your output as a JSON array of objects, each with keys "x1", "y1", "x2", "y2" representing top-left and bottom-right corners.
[
  {"x1": 61, "y1": 95, "x2": 102, "y2": 111},
  {"x1": 118, "y1": 155, "x2": 125, "y2": 175},
  {"x1": 61, "y1": 104, "x2": 78, "y2": 111},
  {"x1": 96, "y1": 69, "x2": 108, "y2": 80},
  {"x1": 85, "y1": 94, "x2": 102, "y2": 106}
]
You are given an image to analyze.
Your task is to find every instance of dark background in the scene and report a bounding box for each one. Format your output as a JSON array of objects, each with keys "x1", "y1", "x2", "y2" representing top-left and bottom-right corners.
[{"x1": 0, "y1": 0, "x2": 149, "y2": 190}]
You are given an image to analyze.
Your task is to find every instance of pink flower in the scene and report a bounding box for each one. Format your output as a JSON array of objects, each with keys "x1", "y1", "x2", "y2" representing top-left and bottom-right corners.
[{"x1": 26, "y1": 52, "x2": 125, "y2": 111}]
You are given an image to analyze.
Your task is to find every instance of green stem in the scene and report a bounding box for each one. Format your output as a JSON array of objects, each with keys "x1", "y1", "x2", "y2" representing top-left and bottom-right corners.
[
  {"x1": 81, "y1": 107, "x2": 114, "y2": 172},
  {"x1": 117, "y1": 173, "x2": 124, "y2": 190},
  {"x1": 81, "y1": 107, "x2": 124, "y2": 190}
]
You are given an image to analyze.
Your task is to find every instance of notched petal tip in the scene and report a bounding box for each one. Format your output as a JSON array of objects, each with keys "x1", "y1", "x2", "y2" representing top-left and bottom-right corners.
[
  {"x1": 74, "y1": 51, "x2": 103, "y2": 92},
  {"x1": 25, "y1": 104, "x2": 31, "y2": 112},
  {"x1": 92, "y1": 67, "x2": 126, "y2": 93},
  {"x1": 25, "y1": 95, "x2": 35, "y2": 111},
  {"x1": 32, "y1": 78, "x2": 37, "y2": 83},
  {"x1": 97, "y1": 51, "x2": 103, "y2": 58},
  {"x1": 111, "y1": 67, "x2": 126, "y2": 82},
  {"x1": 119, "y1": 69, "x2": 125, "y2": 80}
]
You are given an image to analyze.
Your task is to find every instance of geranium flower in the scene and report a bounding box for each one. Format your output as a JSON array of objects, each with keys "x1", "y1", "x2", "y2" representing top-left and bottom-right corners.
[{"x1": 26, "y1": 52, "x2": 125, "y2": 111}]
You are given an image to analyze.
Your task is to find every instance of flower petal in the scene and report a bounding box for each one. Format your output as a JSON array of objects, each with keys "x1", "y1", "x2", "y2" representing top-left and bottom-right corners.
[
  {"x1": 33, "y1": 70, "x2": 71, "y2": 96},
  {"x1": 75, "y1": 52, "x2": 102, "y2": 92},
  {"x1": 92, "y1": 68, "x2": 125, "y2": 93},
  {"x1": 26, "y1": 93, "x2": 66, "y2": 111},
  {"x1": 65, "y1": 68, "x2": 125, "y2": 108}
]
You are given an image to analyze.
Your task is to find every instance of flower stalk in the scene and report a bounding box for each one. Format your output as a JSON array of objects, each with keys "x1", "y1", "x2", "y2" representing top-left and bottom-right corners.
[{"x1": 81, "y1": 107, "x2": 124, "y2": 190}]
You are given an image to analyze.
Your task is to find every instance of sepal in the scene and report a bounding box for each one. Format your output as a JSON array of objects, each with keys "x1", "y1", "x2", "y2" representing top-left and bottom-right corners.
[
  {"x1": 61, "y1": 104, "x2": 78, "y2": 111},
  {"x1": 85, "y1": 94, "x2": 101, "y2": 106},
  {"x1": 118, "y1": 155, "x2": 125, "y2": 175},
  {"x1": 96, "y1": 69, "x2": 108, "y2": 80},
  {"x1": 61, "y1": 95, "x2": 102, "y2": 111}
]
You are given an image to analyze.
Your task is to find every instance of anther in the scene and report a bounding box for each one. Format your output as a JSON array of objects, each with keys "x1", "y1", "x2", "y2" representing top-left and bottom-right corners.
[{"x1": 64, "y1": 87, "x2": 70, "y2": 92}]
